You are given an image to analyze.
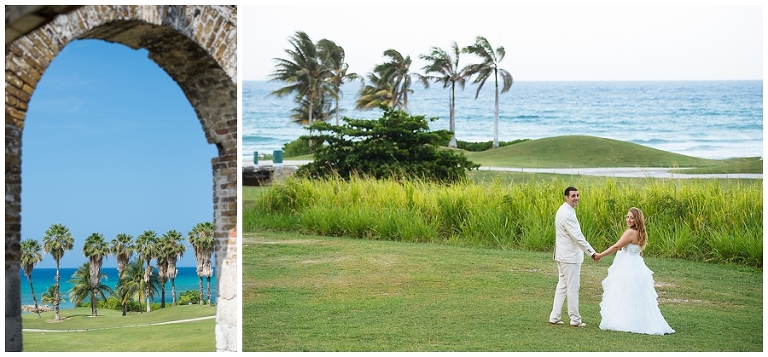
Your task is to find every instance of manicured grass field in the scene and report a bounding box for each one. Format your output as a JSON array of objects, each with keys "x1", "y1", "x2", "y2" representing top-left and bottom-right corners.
[
  {"x1": 461, "y1": 136, "x2": 730, "y2": 169},
  {"x1": 242, "y1": 230, "x2": 762, "y2": 352},
  {"x1": 21, "y1": 305, "x2": 216, "y2": 352}
]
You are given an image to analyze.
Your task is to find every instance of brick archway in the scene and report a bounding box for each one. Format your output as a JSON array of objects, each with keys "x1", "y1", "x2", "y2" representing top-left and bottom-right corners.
[{"x1": 5, "y1": 6, "x2": 237, "y2": 351}]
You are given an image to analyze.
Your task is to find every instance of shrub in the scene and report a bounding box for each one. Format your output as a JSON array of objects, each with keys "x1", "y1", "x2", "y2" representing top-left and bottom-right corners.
[
  {"x1": 297, "y1": 105, "x2": 480, "y2": 183},
  {"x1": 282, "y1": 137, "x2": 310, "y2": 157},
  {"x1": 89, "y1": 297, "x2": 149, "y2": 312},
  {"x1": 178, "y1": 289, "x2": 201, "y2": 305},
  {"x1": 449, "y1": 139, "x2": 530, "y2": 151}
]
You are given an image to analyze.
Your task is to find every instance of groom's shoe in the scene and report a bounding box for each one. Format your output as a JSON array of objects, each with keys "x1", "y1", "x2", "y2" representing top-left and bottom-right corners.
[
  {"x1": 570, "y1": 322, "x2": 587, "y2": 327},
  {"x1": 548, "y1": 320, "x2": 564, "y2": 325}
]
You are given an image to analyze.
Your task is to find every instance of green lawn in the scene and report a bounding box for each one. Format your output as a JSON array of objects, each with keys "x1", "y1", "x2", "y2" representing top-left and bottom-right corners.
[
  {"x1": 461, "y1": 135, "x2": 720, "y2": 168},
  {"x1": 242, "y1": 230, "x2": 762, "y2": 352},
  {"x1": 22, "y1": 305, "x2": 216, "y2": 351}
]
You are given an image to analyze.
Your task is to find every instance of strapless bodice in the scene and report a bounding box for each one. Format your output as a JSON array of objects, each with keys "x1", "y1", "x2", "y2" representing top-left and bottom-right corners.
[{"x1": 621, "y1": 243, "x2": 642, "y2": 255}]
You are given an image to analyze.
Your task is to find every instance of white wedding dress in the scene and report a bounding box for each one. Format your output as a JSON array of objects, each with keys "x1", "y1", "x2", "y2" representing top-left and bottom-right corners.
[{"x1": 599, "y1": 243, "x2": 675, "y2": 335}]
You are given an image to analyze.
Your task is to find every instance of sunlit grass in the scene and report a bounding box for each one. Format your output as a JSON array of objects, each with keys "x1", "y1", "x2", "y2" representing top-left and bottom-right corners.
[
  {"x1": 244, "y1": 175, "x2": 762, "y2": 267},
  {"x1": 21, "y1": 305, "x2": 216, "y2": 351},
  {"x1": 242, "y1": 231, "x2": 762, "y2": 351}
]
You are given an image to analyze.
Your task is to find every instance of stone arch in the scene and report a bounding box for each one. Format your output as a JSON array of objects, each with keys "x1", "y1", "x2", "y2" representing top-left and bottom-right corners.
[{"x1": 5, "y1": 5, "x2": 237, "y2": 351}]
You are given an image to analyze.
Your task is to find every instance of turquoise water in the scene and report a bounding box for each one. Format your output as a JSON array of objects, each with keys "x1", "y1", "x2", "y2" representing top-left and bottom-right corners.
[
  {"x1": 19, "y1": 266, "x2": 216, "y2": 310},
  {"x1": 243, "y1": 80, "x2": 762, "y2": 163}
]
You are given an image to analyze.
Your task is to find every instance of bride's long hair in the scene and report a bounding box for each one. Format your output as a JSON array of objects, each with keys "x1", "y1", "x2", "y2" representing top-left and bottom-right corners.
[{"x1": 630, "y1": 207, "x2": 648, "y2": 249}]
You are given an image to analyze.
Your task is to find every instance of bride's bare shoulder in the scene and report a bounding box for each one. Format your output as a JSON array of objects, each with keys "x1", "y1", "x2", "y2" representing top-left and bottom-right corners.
[{"x1": 624, "y1": 228, "x2": 640, "y2": 243}]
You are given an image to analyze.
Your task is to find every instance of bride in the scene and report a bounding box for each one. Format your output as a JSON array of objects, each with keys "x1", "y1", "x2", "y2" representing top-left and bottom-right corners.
[{"x1": 593, "y1": 207, "x2": 675, "y2": 335}]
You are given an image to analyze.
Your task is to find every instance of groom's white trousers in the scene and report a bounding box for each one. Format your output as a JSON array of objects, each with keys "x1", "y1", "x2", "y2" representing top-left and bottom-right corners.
[{"x1": 550, "y1": 261, "x2": 583, "y2": 325}]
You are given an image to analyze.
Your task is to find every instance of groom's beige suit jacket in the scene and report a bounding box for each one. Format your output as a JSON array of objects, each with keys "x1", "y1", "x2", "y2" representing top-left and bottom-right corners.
[{"x1": 554, "y1": 202, "x2": 596, "y2": 264}]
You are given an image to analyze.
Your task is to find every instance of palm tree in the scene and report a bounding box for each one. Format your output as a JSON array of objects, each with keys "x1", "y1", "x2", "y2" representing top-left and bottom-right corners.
[
  {"x1": 270, "y1": 31, "x2": 333, "y2": 147},
  {"x1": 289, "y1": 95, "x2": 334, "y2": 127},
  {"x1": 462, "y1": 36, "x2": 514, "y2": 148},
  {"x1": 135, "y1": 230, "x2": 158, "y2": 312},
  {"x1": 82, "y1": 232, "x2": 110, "y2": 316},
  {"x1": 159, "y1": 230, "x2": 186, "y2": 307},
  {"x1": 68, "y1": 262, "x2": 113, "y2": 311},
  {"x1": 356, "y1": 69, "x2": 397, "y2": 110},
  {"x1": 420, "y1": 42, "x2": 471, "y2": 148},
  {"x1": 115, "y1": 258, "x2": 159, "y2": 315},
  {"x1": 188, "y1": 222, "x2": 214, "y2": 305},
  {"x1": 41, "y1": 284, "x2": 62, "y2": 306},
  {"x1": 156, "y1": 248, "x2": 169, "y2": 309},
  {"x1": 318, "y1": 38, "x2": 359, "y2": 126},
  {"x1": 110, "y1": 233, "x2": 133, "y2": 281},
  {"x1": 357, "y1": 49, "x2": 417, "y2": 113},
  {"x1": 115, "y1": 268, "x2": 138, "y2": 316},
  {"x1": 20, "y1": 239, "x2": 44, "y2": 318},
  {"x1": 204, "y1": 254, "x2": 214, "y2": 306},
  {"x1": 42, "y1": 223, "x2": 74, "y2": 321}
]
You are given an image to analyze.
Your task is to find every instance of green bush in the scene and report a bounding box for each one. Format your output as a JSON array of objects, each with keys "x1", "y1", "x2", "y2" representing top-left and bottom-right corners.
[
  {"x1": 282, "y1": 137, "x2": 310, "y2": 157},
  {"x1": 450, "y1": 139, "x2": 530, "y2": 151},
  {"x1": 178, "y1": 289, "x2": 201, "y2": 305},
  {"x1": 297, "y1": 105, "x2": 480, "y2": 183},
  {"x1": 86, "y1": 297, "x2": 153, "y2": 312}
]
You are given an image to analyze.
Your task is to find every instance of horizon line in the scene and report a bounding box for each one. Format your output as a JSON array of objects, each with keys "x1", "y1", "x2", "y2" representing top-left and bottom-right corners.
[
  {"x1": 30, "y1": 265, "x2": 202, "y2": 269},
  {"x1": 245, "y1": 78, "x2": 763, "y2": 82}
]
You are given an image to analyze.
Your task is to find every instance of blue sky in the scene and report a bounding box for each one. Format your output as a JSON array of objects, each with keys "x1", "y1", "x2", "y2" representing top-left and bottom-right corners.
[{"x1": 21, "y1": 39, "x2": 219, "y2": 269}]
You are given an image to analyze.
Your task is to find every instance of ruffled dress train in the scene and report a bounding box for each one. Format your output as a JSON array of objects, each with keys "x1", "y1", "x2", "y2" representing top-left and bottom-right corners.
[{"x1": 599, "y1": 244, "x2": 675, "y2": 335}]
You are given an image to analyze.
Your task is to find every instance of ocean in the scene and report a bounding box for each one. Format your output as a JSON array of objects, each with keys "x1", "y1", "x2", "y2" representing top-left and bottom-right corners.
[
  {"x1": 19, "y1": 267, "x2": 216, "y2": 311},
  {"x1": 242, "y1": 80, "x2": 763, "y2": 165}
]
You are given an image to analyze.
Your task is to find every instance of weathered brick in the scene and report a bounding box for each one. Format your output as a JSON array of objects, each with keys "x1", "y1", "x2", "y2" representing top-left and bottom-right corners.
[
  {"x1": 8, "y1": 43, "x2": 24, "y2": 58},
  {"x1": 6, "y1": 106, "x2": 26, "y2": 121},
  {"x1": 22, "y1": 57, "x2": 45, "y2": 81},
  {"x1": 6, "y1": 94, "x2": 18, "y2": 108},
  {"x1": 21, "y1": 84, "x2": 34, "y2": 96},
  {"x1": 6, "y1": 71, "x2": 24, "y2": 90},
  {"x1": 6, "y1": 59, "x2": 19, "y2": 74},
  {"x1": 17, "y1": 71, "x2": 37, "y2": 90},
  {"x1": 6, "y1": 84, "x2": 31, "y2": 103}
]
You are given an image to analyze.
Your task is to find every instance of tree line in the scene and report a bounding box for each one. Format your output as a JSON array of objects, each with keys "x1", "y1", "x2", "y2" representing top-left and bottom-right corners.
[
  {"x1": 20, "y1": 222, "x2": 215, "y2": 319},
  {"x1": 270, "y1": 31, "x2": 514, "y2": 150}
]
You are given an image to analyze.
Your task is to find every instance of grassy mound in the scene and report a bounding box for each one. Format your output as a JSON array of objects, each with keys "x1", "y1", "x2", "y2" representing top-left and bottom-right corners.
[{"x1": 462, "y1": 135, "x2": 717, "y2": 168}]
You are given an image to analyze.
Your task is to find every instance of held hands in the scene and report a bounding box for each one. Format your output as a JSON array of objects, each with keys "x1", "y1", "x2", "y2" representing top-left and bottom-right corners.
[{"x1": 592, "y1": 253, "x2": 601, "y2": 262}]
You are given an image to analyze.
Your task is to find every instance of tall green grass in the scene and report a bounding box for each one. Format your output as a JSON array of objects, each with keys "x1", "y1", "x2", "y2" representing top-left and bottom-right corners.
[{"x1": 244, "y1": 176, "x2": 762, "y2": 267}]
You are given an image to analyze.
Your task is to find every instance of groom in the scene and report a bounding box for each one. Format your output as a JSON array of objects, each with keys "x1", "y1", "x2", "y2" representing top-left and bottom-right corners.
[{"x1": 549, "y1": 186, "x2": 597, "y2": 327}]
